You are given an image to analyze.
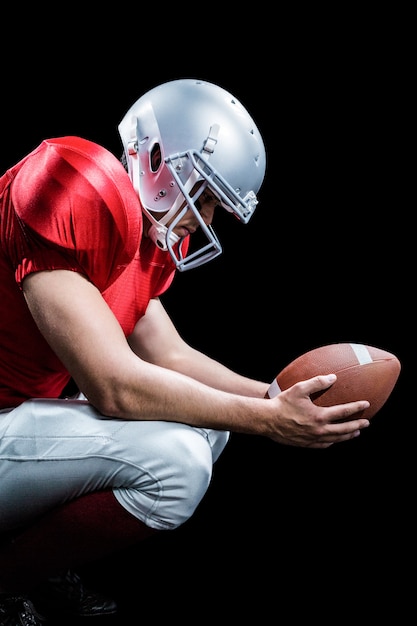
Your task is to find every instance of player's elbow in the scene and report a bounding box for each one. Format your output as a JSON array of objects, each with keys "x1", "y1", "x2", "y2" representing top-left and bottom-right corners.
[{"x1": 78, "y1": 378, "x2": 131, "y2": 419}]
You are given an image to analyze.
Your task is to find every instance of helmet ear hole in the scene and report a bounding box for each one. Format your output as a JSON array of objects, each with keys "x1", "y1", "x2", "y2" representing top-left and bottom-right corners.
[{"x1": 150, "y1": 143, "x2": 162, "y2": 172}]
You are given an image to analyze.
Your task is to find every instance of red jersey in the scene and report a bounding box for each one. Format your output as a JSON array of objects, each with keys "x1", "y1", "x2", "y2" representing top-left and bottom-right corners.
[{"x1": 0, "y1": 136, "x2": 185, "y2": 408}]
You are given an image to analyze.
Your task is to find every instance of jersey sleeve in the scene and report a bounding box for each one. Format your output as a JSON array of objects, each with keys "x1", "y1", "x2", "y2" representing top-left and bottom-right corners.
[{"x1": 10, "y1": 136, "x2": 142, "y2": 292}]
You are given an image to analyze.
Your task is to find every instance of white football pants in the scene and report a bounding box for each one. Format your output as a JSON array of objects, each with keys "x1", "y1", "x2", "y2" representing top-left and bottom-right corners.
[{"x1": 0, "y1": 395, "x2": 229, "y2": 533}]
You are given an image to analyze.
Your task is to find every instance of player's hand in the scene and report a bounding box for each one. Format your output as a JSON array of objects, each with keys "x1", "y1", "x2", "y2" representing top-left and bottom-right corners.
[{"x1": 265, "y1": 374, "x2": 370, "y2": 449}]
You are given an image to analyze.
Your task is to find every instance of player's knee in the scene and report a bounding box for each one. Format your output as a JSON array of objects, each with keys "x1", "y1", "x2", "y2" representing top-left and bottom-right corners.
[
  {"x1": 157, "y1": 435, "x2": 214, "y2": 529},
  {"x1": 115, "y1": 428, "x2": 215, "y2": 530}
]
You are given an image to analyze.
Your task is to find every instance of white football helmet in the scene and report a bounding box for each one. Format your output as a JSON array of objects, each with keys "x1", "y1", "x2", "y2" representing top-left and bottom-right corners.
[{"x1": 118, "y1": 79, "x2": 266, "y2": 271}]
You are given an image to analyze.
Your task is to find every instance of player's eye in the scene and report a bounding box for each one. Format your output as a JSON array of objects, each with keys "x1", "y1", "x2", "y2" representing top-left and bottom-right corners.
[{"x1": 200, "y1": 190, "x2": 220, "y2": 208}]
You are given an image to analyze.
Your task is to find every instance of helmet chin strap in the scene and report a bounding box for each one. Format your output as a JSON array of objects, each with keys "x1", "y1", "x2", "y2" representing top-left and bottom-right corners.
[
  {"x1": 146, "y1": 220, "x2": 179, "y2": 251},
  {"x1": 145, "y1": 203, "x2": 181, "y2": 251}
]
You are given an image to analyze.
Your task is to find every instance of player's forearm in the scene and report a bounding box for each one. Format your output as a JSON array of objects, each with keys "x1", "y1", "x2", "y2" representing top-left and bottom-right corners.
[
  {"x1": 87, "y1": 361, "x2": 269, "y2": 435},
  {"x1": 159, "y1": 345, "x2": 270, "y2": 398}
]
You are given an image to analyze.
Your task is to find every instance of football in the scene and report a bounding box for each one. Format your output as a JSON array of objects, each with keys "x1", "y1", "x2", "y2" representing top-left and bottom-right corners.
[{"x1": 266, "y1": 343, "x2": 401, "y2": 420}]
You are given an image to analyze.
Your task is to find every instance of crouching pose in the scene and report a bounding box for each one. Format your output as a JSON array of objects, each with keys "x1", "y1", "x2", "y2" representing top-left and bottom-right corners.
[{"x1": 0, "y1": 79, "x2": 370, "y2": 625}]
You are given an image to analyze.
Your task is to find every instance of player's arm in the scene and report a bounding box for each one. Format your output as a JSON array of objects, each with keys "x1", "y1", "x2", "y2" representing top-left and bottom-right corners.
[
  {"x1": 22, "y1": 269, "x2": 370, "y2": 448},
  {"x1": 22, "y1": 269, "x2": 266, "y2": 424}
]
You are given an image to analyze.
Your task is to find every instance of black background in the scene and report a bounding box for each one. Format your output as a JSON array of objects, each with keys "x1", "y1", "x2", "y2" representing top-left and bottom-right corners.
[{"x1": 1, "y1": 12, "x2": 412, "y2": 623}]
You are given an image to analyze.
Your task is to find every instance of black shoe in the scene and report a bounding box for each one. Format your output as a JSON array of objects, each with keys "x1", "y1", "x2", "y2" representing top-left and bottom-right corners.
[
  {"x1": 34, "y1": 569, "x2": 117, "y2": 618},
  {"x1": 0, "y1": 593, "x2": 46, "y2": 626}
]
